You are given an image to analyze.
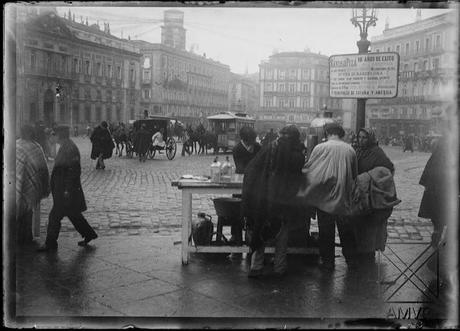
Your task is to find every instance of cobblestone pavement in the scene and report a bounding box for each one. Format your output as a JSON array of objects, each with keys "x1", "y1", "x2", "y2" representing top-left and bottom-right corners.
[{"x1": 38, "y1": 137, "x2": 433, "y2": 242}]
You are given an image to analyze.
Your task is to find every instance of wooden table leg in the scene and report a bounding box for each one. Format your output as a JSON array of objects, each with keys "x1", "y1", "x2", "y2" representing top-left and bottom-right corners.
[{"x1": 181, "y1": 190, "x2": 192, "y2": 265}]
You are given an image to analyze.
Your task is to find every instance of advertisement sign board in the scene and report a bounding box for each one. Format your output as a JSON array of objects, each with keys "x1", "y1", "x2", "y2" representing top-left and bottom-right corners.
[{"x1": 329, "y1": 52, "x2": 399, "y2": 99}]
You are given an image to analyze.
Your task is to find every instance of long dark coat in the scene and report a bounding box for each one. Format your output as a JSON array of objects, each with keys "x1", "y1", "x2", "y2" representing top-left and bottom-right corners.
[
  {"x1": 418, "y1": 138, "x2": 448, "y2": 221},
  {"x1": 51, "y1": 138, "x2": 87, "y2": 213},
  {"x1": 241, "y1": 138, "x2": 306, "y2": 250},
  {"x1": 90, "y1": 126, "x2": 114, "y2": 160},
  {"x1": 134, "y1": 127, "x2": 151, "y2": 155}
]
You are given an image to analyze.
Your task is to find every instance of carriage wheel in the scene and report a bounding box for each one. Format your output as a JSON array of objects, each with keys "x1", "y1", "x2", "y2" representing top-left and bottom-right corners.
[
  {"x1": 148, "y1": 145, "x2": 156, "y2": 159},
  {"x1": 166, "y1": 138, "x2": 177, "y2": 160}
]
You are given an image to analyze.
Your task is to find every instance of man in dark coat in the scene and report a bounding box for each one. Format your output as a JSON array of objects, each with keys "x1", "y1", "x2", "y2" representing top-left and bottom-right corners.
[
  {"x1": 418, "y1": 135, "x2": 449, "y2": 246},
  {"x1": 242, "y1": 125, "x2": 306, "y2": 278},
  {"x1": 38, "y1": 126, "x2": 97, "y2": 251},
  {"x1": 231, "y1": 126, "x2": 262, "y2": 245},
  {"x1": 134, "y1": 123, "x2": 151, "y2": 162},
  {"x1": 90, "y1": 121, "x2": 114, "y2": 170}
]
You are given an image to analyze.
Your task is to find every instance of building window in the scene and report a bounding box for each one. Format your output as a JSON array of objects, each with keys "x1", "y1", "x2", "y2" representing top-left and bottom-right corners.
[
  {"x1": 73, "y1": 104, "x2": 79, "y2": 123},
  {"x1": 96, "y1": 89, "x2": 102, "y2": 100},
  {"x1": 143, "y1": 89, "x2": 150, "y2": 99},
  {"x1": 432, "y1": 58, "x2": 439, "y2": 70},
  {"x1": 73, "y1": 58, "x2": 79, "y2": 73},
  {"x1": 435, "y1": 35, "x2": 441, "y2": 49},
  {"x1": 425, "y1": 38, "x2": 430, "y2": 51},
  {"x1": 96, "y1": 106, "x2": 101, "y2": 122},
  {"x1": 302, "y1": 69, "x2": 309, "y2": 79},
  {"x1": 61, "y1": 56, "x2": 66, "y2": 72},
  {"x1": 30, "y1": 51, "x2": 36, "y2": 69},
  {"x1": 107, "y1": 89, "x2": 112, "y2": 102},
  {"x1": 396, "y1": 45, "x2": 400, "y2": 54},
  {"x1": 107, "y1": 65, "x2": 112, "y2": 78},
  {"x1": 405, "y1": 43, "x2": 410, "y2": 55},
  {"x1": 85, "y1": 105, "x2": 91, "y2": 122},
  {"x1": 387, "y1": 46, "x2": 391, "y2": 52},
  {"x1": 416, "y1": 40, "x2": 420, "y2": 53},
  {"x1": 278, "y1": 83, "x2": 285, "y2": 92},
  {"x1": 375, "y1": 49, "x2": 380, "y2": 53},
  {"x1": 302, "y1": 84, "x2": 309, "y2": 93},
  {"x1": 414, "y1": 62, "x2": 418, "y2": 72},
  {"x1": 288, "y1": 99, "x2": 295, "y2": 108},
  {"x1": 84, "y1": 60, "x2": 90, "y2": 75},
  {"x1": 85, "y1": 88, "x2": 91, "y2": 99},
  {"x1": 29, "y1": 102, "x2": 37, "y2": 122},
  {"x1": 279, "y1": 70, "x2": 285, "y2": 80},
  {"x1": 117, "y1": 66, "x2": 121, "y2": 79},
  {"x1": 96, "y1": 62, "x2": 102, "y2": 76},
  {"x1": 423, "y1": 60, "x2": 428, "y2": 71},
  {"x1": 289, "y1": 84, "x2": 295, "y2": 92}
]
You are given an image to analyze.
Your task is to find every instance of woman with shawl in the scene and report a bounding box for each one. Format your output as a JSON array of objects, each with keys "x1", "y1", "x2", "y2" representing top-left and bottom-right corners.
[
  {"x1": 90, "y1": 121, "x2": 114, "y2": 170},
  {"x1": 242, "y1": 125, "x2": 306, "y2": 278},
  {"x1": 349, "y1": 128, "x2": 396, "y2": 265},
  {"x1": 16, "y1": 125, "x2": 50, "y2": 245}
]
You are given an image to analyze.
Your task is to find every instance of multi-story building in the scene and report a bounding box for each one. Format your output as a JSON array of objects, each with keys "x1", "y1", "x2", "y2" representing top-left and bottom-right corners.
[
  {"x1": 15, "y1": 6, "x2": 142, "y2": 132},
  {"x1": 368, "y1": 10, "x2": 457, "y2": 137},
  {"x1": 258, "y1": 51, "x2": 343, "y2": 127},
  {"x1": 131, "y1": 10, "x2": 230, "y2": 125},
  {"x1": 228, "y1": 73, "x2": 259, "y2": 117}
]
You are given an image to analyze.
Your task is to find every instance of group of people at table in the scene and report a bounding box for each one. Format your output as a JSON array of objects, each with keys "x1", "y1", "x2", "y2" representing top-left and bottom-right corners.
[{"x1": 228, "y1": 123, "x2": 401, "y2": 278}]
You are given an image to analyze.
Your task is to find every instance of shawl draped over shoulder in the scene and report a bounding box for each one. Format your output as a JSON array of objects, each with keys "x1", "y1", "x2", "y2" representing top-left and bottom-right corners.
[
  {"x1": 90, "y1": 126, "x2": 114, "y2": 160},
  {"x1": 16, "y1": 139, "x2": 50, "y2": 217},
  {"x1": 297, "y1": 139, "x2": 357, "y2": 216},
  {"x1": 241, "y1": 138, "x2": 306, "y2": 250}
]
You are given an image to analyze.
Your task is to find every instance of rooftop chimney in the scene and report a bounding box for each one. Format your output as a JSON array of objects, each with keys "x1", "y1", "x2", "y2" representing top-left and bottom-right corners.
[
  {"x1": 385, "y1": 17, "x2": 390, "y2": 30},
  {"x1": 416, "y1": 9, "x2": 422, "y2": 22}
]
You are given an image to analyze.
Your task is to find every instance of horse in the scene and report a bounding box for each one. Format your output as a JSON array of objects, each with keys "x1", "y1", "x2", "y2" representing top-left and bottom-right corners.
[
  {"x1": 186, "y1": 125, "x2": 200, "y2": 154},
  {"x1": 199, "y1": 131, "x2": 218, "y2": 155},
  {"x1": 113, "y1": 123, "x2": 129, "y2": 156}
]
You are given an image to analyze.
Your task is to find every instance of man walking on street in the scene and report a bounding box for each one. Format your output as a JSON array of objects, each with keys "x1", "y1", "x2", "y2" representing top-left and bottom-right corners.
[{"x1": 38, "y1": 126, "x2": 97, "y2": 252}]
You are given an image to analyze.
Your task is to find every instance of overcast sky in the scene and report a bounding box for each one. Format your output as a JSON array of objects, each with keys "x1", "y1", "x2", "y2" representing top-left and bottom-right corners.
[{"x1": 55, "y1": 2, "x2": 456, "y2": 74}]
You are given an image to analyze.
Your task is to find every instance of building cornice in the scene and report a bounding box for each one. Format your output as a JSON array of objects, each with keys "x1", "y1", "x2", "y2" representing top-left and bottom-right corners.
[{"x1": 371, "y1": 11, "x2": 455, "y2": 43}]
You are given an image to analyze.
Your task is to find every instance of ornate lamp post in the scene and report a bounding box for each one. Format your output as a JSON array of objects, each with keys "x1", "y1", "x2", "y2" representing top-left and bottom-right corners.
[{"x1": 351, "y1": 7, "x2": 378, "y2": 133}]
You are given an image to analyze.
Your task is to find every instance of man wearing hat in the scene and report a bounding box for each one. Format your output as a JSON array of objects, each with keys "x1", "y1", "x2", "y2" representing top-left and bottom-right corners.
[{"x1": 38, "y1": 126, "x2": 98, "y2": 251}]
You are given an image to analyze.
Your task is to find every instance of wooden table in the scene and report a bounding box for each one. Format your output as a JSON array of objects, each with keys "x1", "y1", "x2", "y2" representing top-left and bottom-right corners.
[{"x1": 172, "y1": 178, "x2": 318, "y2": 265}]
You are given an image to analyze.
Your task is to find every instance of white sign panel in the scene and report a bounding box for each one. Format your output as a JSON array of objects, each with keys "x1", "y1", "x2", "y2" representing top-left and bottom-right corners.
[{"x1": 329, "y1": 52, "x2": 399, "y2": 99}]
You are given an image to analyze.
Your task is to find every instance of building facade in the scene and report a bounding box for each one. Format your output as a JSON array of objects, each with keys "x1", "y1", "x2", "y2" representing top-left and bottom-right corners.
[
  {"x1": 258, "y1": 51, "x2": 343, "y2": 127},
  {"x1": 228, "y1": 73, "x2": 259, "y2": 117},
  {"x1": 131, "y1": 42, "x2": 230, "y2": 126},
  {"x1": 15, "y1": 6, "x2": 142, "y2": 132},
  {"x1": 368, "y1": 11, "x2": 458, "y2": 138}
]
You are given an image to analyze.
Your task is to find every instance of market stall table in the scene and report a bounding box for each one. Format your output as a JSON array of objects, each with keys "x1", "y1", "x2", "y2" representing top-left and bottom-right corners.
[{"x1": 172, "y1": 177, "x2": 319, "y2": 265}]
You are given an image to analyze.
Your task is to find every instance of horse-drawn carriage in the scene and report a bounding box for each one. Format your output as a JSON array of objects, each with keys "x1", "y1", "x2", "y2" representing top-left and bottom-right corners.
[{"x1": 132, "y1": 116, "x2": 177, "y2": 160}]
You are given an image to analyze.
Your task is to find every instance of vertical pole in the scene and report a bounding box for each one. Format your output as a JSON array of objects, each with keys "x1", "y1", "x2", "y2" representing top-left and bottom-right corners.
[
  {"x1": 356, "y1": 98, "x2": 366, "y2": 133},
  {"x1": 356, "y1": 37, "x2": 370, "y2": 133}
]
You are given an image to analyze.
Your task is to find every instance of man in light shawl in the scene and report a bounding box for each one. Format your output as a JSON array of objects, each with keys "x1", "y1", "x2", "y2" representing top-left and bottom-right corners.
[
  {"x1": 298, "y1": 123, "x2": 357, "y2": 269},
  {"x1": 37, "y1": 126, "x2": 98, "y2": 251},
  {"x1": 16, "y1": 125, "x2": 50, "y2": 245}
]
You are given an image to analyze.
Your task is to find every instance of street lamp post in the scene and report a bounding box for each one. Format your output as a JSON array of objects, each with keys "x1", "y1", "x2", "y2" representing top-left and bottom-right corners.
[{"x1": 351, "y1": 7, "x2": 378, "y2": 133}]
